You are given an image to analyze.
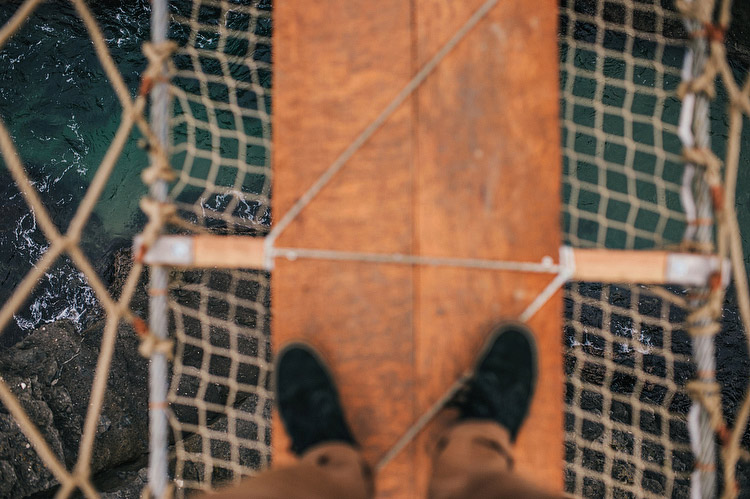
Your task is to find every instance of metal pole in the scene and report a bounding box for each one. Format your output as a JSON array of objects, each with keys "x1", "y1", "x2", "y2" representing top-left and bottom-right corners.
[
  {"x1": 679, "y1": 5, "x2": 717, "y2": 496},
  {"x1": 149, "y1": 0, "x2": 170, "y2": 496}
]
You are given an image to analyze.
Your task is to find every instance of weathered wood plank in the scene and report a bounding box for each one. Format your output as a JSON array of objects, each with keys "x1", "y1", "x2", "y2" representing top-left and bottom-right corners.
[
  {"x1": 272, "y1": 0, "x2": 416, "y2": 496},
  {"x1": 413, "y1": 0, "x2": 562, "y2": 492},
  {"x1": 273, "y1": 0, "x2": 562, "y2": 496}
]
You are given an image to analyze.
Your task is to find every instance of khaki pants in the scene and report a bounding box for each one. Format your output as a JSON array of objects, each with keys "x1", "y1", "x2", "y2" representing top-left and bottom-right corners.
[{"x1": 203, "y1": 421, "x2": 560, "y2": 499}]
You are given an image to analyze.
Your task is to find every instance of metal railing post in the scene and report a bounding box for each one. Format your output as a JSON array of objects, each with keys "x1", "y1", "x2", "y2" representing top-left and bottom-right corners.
[{"x1": 148, "y1": 0, "x2": 170, "y2": 495}]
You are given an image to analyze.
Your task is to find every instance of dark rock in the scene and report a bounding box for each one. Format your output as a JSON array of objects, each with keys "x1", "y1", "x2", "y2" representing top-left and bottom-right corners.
[
  {"x1": 94, "y1": 456, "x2": 149, "y2": 499},
  {"x1": 109, "y1": 248, "x2": 149, "y2": 317},
  {"x1": 99, "y1": 467, "x2": 148, "y2": 499},
  {"x1": 0, "y1": 246, "x2": 271, "y2": 497},
  {"x1": 0, "y1": 258, "x2": 150, "y2": 498}
]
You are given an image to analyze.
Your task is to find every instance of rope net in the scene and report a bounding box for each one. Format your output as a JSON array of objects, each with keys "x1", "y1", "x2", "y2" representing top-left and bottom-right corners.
[
  {"x1": 564, "y1": 282, "x2": 694, "y2": 497},
  {"x1": 562, "y1": 1, "x2": 750, "y2": 498},
  {"x1": 561, "y1": 0, "x2": 689, "y2": 250},
  {"x1": 168, "y1": 0, "x2": 271, "y2": 234},
  {"x1": 0, "y1": 0, "x2": 168, "y2": 497},
  {"x1": 561, "y1": 1, "x2": 695, "y2": 496},
  {"x1": 167, "y1": 267, "x2": 272, "y2": 492},
  {"x1": 164, "y1": 0, "x2": 273, "y2": 494}
]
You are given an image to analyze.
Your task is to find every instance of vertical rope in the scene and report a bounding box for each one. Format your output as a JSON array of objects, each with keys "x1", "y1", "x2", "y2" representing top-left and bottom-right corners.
[{"x1": 149, "y1": 0, "x2": 171, "y2": 496}]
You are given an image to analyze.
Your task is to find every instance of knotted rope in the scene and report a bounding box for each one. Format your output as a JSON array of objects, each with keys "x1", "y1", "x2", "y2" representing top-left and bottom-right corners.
[
  {"x1": 133, "y1": 317, "x2": 174, "y2": 360},
  {"x1": 140, "y1": 41, "x2": 177, "y2": 185},
  {"x1": 676, "y1": 0, "x2": 750, "y2": 496}
]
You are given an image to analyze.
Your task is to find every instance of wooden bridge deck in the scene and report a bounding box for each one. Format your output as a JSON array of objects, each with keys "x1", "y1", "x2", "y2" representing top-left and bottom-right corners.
[{"x1": 272, "y1": 1, "x2": 562, "y2": 496}]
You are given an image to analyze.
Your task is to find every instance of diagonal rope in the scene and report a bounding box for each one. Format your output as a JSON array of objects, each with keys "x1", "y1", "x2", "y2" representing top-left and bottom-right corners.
[
  {"x1": 0, "y1": 0, "x2": 44, "y2": 52},
  {"x1": 263, "y1": 0, "x2": 501, "y2": 266},
  {"x1": 519, "y1": 267, "x2": 574, "y2": 322},
  {"x1": 715, "y1": 36, "x2": 750, "y2": 499},
  {"x1": 375, "y1": 373, "x2": 471, "y2": 472},
  {"x1": 673, "y1": 0, "x2": 750, "y2": 496},
  {"x1": 0, "y1": 116, "x2": 64, "y2": 243},
  {"x1": 374, "y1": 248, "x2": 575, "y2": 471},
  {"x1": 0, "y1": 381, "x2": 78, "y2": 490},
  {"x1": 0, "y1": 0, "x2": 172, "y2": 496}
]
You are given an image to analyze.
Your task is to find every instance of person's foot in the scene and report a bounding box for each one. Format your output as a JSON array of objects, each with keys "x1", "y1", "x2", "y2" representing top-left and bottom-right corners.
[
  {"x1": 458, "y1": 322, "x2": 538, "y2": 441},
  {"x1": 275, "y1": 342, "x2": 357, "y2": 455}
]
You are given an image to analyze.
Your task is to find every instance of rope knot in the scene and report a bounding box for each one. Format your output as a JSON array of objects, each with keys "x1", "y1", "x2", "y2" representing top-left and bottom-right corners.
[
  {"x1": 677, "y1": 50, "x2": 722, "y2": 101},
  {"x1": 678, "y1": 74, "x2": 717, "y2": 100},
  {"x1": 141, "y1": 153, "x2": 176, "y2": 184},
  {"x1": 139, "y1": 41, "x2": 178, "y2": 185},
  {"x1": 687, "y1": 379, "x2": 727, "y2": 437},
  {"x1": 703, "y1": 22, "x2": 726, "y2": 43},
  {"x1": 686, "y1": 292, "x2": 723, "y2": 338},
  {"x1": 133, "y1": 317, "x2": 174, "y2": 360},
  {"x1": 139, "y1": 198, "x2": 177, "y2": 225},
  {"x1": 135, "y1": 198, "x2": 178, "y2": 262},
  {"x1": 682, "y1": 147, "x2": 722, "y2": 175},
  {"x1": 139, "y1": 41, "x2": 177, "y2": 97},
  {"x1": 687, "y1": 23, "x2": 726, "y2": 43},
  {"x1": 675, "y1": 0, "x2": 714, "y2": 24}
]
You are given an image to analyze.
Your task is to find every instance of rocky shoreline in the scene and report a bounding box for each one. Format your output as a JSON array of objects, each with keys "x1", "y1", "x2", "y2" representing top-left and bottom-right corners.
[
  {"x1": 0, "y1": 248, "x2": 150, "y2": 498},
  {"x1": 0, "y1": 249, "x2": 270, "y2": 498}
]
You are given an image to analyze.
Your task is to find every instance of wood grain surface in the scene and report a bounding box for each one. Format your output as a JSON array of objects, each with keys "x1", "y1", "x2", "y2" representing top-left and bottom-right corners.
[{"x1": 273, "y1": 0, "x2": 562, "y2": 496}]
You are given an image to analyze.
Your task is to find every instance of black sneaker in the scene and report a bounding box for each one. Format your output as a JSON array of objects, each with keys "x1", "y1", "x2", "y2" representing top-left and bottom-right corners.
[
  {"x1": 458, "y1": 322, "x2": 538, "y2": 442},
  {"x1": 274, "y1": 342, "x2": 357, "y2": 455}
]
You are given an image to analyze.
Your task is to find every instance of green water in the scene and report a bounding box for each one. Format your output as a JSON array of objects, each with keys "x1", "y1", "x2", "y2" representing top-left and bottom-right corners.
[
  {"x1": 0, "y1": 0, "x2": 150, "y2": 342},
  {"x1": 1, "y1": 0, "x2": 151, "y2": 237}
]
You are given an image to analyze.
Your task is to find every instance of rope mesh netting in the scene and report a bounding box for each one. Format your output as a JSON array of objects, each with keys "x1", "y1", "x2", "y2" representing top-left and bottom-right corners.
[
  {"x1": 165, "y1": 0, "x2": 273, "y2": 494},
  {"x1": 168, "y1": 0, "x2": 271, "y2": 234},
  {"x1": 562, "y1": 0, "x2": 750, "y2": 498},
  {"x1": 560, "y1": 0, "x2": 688, "y2": 250},
  {"x1": 564, "y1": 282, "x2": 694, "y2": 497},
  {"x1": 560, "y1": 1, "x2": 696, "y2": 496},
  {"x1": 167, "y1": 267, "x2": 272, "y2": 492}
]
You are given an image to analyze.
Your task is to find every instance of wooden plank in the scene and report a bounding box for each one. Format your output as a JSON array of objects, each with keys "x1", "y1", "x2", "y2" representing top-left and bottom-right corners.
[
  {"x1": 272, "y1": 1, "x2": 563, "y2": 497},
  {"x1": 573, "y1": 248, "x2": 668, "y2": 283},
  {"x1": 413, "y1": 0, "x2": 562, "y2": 493},
  {"x1": 136, "y1": 235, "x2": 266, "y2": 269},
  {"x1": 272, "y1": 260, "x2": 417, "y2": 496},
  {"x1": 571, "y1": 248, "x2": 729, "y2": 286},
  {"x1": 273, "y1": 1, "x2": 416, "y2": 497},
  {"x1": 193, "y1": 236, "x2": 265, "y2": 269}
]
